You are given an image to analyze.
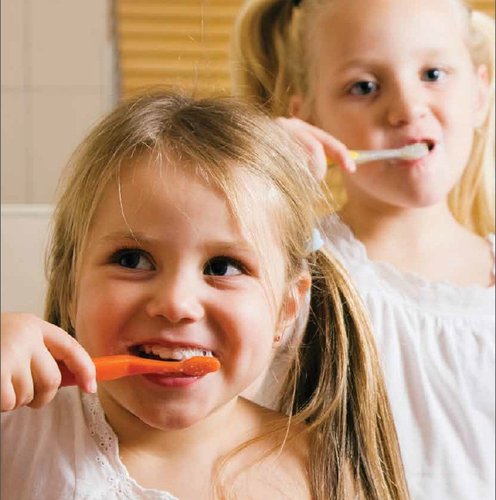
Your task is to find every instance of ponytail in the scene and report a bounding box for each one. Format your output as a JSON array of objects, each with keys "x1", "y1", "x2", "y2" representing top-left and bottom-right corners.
[
  {"x1": 449, "y1": 10, "x2": 495, "y2": 236},
  {"x1": 280, "y1": 248, "x2": 409, "y2": 499},
  {"x1": 231, "y1": 0, "x2": 301, "y2": 115}
]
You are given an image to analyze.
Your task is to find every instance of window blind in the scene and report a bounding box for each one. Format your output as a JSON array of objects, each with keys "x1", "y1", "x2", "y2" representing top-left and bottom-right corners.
[{"x1": 116, "y1": 0, "x2": 244, "y2": 98}]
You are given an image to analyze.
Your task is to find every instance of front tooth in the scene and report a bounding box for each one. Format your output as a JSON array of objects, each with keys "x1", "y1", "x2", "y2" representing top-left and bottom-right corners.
[{"x1": 143, "y1": 345, "x2": 212, "y2": 360}]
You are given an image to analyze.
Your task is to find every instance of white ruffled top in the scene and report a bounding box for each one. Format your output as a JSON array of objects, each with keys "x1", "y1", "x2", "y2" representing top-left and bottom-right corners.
[
  {"x1": 322, "y1": 214, "x2": 495, "y2": 500},
  {"x1": 1, "y1": 388, "x2": 179, "y2": 500}
]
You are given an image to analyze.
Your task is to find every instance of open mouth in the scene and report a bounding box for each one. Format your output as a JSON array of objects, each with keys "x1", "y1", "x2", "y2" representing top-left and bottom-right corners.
[{"x1": 130, "y1": 344, "x2": 214, "y2": 362}]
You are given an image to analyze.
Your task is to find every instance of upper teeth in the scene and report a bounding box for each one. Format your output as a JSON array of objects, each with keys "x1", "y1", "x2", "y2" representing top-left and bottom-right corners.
[{"x1": 140, "y1": 345, "x2": 213, "y2": 361}]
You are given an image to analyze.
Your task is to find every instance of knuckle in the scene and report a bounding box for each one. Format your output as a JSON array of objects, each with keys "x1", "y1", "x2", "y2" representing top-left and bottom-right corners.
[
  {"x1": 1, "y1": 394, "x2": 16, "y2": 413},
  {"x1": 37, "y1": 374, "x2": 62, "y2": 393},
  {"x1": 18, "y1": 392, "x2": 35, "y2": 408},
  {"x1": 306, "y1": 141, "x2": 324, "y2": 158}
]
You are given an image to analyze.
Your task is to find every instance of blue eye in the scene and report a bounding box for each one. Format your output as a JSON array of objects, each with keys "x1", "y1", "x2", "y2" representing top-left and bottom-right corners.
[
  {"x1": 349, "y1": 80, "x2": 378, "y2": 96},
  {"x1": 204, "y1": 257, "x2": 244, "y2": 277},
  {"x1": 422, "y1": 68, "x2": 445, "y2": 82},
  {"x1": 111, "y1": 249, "x2": 154, "y2": 270}
]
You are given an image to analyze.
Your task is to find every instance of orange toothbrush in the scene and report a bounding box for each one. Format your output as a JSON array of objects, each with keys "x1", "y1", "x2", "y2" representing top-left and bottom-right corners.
[{"x1": 59, "y1": 355, "x2": 221, "y2": 387}]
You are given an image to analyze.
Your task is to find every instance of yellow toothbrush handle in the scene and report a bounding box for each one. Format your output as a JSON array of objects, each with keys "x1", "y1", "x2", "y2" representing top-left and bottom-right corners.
[{"x1": 327, "y1": 150, "x2": 360, "y2": 167}]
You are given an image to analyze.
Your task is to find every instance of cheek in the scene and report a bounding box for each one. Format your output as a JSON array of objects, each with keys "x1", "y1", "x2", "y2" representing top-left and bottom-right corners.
[
  {"x1": 442, "y1": 106, "x2": 475, "y2": 169},
  {"x1": 74, "y1": 279, "x2": 137, "y2": 354},
  {"x1": 217, "y1": 291, "x2": 279, "y2": 374},
  {"x1": 315, "y1": 103, "x2": 375, "y2": 146}
]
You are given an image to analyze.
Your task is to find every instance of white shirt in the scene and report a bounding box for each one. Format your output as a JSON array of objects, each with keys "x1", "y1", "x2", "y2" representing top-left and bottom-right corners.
[
  {"x1": 321, "y1": 215, "x2": 495, "y2": 500},
  {"x1": 1, "y1": 388, "x2": 178, "y2": 500}
]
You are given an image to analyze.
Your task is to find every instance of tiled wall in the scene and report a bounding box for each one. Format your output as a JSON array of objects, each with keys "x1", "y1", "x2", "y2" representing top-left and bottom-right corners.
[{"x1": 1, "y1": 0, "x2": 116, "y2": 204}]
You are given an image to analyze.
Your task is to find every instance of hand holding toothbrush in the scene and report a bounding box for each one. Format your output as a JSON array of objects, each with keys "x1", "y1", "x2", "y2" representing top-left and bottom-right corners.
[
  {"x1": 275, "y1": 117, "x2": 429, "y2": 181},
  {"x1": 1, "y1": 312, "x2": 221, "y2": 413},
  {"x1": 275, "y1": 117, "x2": 356, "y2": 180},
  {"x1": 1, "y1": 312, "x2": 97, "y2": 412}
]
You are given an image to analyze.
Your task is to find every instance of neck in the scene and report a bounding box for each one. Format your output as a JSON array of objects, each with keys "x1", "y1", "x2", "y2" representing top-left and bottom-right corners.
[{"x1": 339, "y1": 198, "x2": 460, "y2": 255}]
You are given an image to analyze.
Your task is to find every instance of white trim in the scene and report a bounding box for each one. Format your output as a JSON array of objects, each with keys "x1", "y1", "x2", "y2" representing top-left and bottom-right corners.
[{"x1": 1, "y1": 204, "x2": 53, "y2": 216}]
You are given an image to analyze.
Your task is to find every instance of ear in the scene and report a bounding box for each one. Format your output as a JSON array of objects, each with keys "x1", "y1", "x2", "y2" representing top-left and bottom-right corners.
[
  {"x1": 289, "y1": 94, "x2": 311, "y2": 121},
  {"x1": 473, "y1": 64, "x2": 490, "y2": 127},
  {"x1": 279, "y1": 271, "x2": 311, "y2": 327}
]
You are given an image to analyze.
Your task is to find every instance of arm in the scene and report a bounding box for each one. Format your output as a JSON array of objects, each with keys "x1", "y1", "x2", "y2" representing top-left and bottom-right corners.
[{"x1": 1, "y1": 312, "x2": 96, "y2": 412}]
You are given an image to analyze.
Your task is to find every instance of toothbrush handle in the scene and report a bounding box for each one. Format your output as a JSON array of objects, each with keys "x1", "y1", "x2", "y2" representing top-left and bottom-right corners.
[
  {"x1": 329, "y1": 147, "x2": 411, "y2": 167},
  {"x1": 351, "y1": 149, "x2": 402, "y2": 164},
  {"x1": 328, "y1": 150, "x2": 379, "y2": 167},
  {"x1": 59, "y1": 355, "x2": 221, "y2": 386},
  {"x1": 58, "y1": 356, "x2": 134, "y2": 386}
]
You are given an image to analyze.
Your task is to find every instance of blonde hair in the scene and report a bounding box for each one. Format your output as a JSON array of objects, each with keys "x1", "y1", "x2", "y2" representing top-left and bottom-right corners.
[
  {"x1": 45, "y1": 90, "x2": 408, "y2": 499},
  {"x1": 231, "y1": 0, "x2": 495, "y2": 236}
]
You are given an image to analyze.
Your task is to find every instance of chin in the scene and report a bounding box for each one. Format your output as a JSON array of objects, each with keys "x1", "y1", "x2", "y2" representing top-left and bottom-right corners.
[
  {"x1": 415, "y1": 190, "x2": 451, "y2": 208},
  {"x1": 141, "y1": 408, "x2": 206, "y2": 431}
]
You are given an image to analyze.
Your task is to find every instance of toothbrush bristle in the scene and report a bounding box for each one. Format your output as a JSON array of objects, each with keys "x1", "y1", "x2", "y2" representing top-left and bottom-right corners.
[{"x1": 402, "y1": 143, "x2": 429, "y2": 159}]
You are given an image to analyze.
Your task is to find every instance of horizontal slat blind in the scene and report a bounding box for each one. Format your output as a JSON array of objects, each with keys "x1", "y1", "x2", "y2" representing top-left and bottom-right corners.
[
  {"x1": 116, "y1": 0, "x2": 494, "y2": 100},
  {"x1": 116, "y1": 0, "x2": 244, "y2": 98}
]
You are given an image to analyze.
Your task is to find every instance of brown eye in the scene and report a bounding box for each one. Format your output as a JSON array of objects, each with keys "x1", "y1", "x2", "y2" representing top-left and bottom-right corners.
[
  {"x1": 111, "y1": 249, "x2": 154, "y2": 270},
  {"x1": 204, "y1": 257, "x2": 244, "y2": 276},
  {"x1": 349, "y1": 80, "x2": 378, "y2": 96}
]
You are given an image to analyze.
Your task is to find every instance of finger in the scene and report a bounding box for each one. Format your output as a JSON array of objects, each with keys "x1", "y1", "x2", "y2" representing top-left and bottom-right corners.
[
  {"x1": 277, "y1": 118, "x2": 356, "y2": 174},
  {"x1": 292, "y1": 129, "x2": 329, "y2": 181},
  {"x1": 1, "y1": 374, "x2": 17, "y2": 412},
  {"x1": 9, "y1": 368, "x2": 35, "y2": 409},
  {"x1": 42, "y1": 325, "x2": 97, "y2": 393},
  {"x1": 28, "y1": 350, "x2": 63, "y2": 409},
  {"x1": 302, "y1": 124, "x2": 356, "y2": 173}
]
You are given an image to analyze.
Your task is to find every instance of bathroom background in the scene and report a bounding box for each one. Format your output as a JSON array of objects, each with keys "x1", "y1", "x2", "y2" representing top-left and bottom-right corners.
[{"x1": 1, "y1": 0, "x2": 494, "y2": 315}]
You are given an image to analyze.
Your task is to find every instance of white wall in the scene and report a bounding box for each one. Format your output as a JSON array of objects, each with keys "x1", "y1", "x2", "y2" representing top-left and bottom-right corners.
[{"x1": 1, "y1": 205, "x2": 53, "y2": 315}]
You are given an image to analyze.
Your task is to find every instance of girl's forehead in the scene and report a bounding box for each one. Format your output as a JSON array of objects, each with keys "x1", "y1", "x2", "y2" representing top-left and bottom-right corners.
[
  {"x1": 309, "y1": 0, "x2": 469, "y2": 71},
  {"x1": 95, "y1": 156, "x2": 285, "y2": 248},
  {"x1": 313, "y1": 0, "x2": 467, "y2": 45}
]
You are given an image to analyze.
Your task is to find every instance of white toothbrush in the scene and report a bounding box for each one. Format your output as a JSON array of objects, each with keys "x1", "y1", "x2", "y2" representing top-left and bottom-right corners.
[{"x1": 329, "y1": 143, "x2": 429, "y2": 166}]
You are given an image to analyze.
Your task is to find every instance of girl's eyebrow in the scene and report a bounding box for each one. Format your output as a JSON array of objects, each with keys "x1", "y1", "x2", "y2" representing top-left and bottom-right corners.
[
  {"x1": 99, "y1": 231, "x2": 147, "y2": 243},
  {"x1": 336, "y1": 46, "x2": 456, "y2": 72},
  {"x1": 98, "y1": 231, "x2": 256, "y2": 253},
  {"x1": 203, "y1": 240, "x2": 256, "y2": 255}
]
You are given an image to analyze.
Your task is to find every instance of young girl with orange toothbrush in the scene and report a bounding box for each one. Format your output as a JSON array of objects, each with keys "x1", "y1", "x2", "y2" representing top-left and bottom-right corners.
[
  {"x1": 1, "y1": 92, "x2": 408, "y2": 499},
  {"x1": 232, "y1": 0, "x2": 495, "y2": 498}
]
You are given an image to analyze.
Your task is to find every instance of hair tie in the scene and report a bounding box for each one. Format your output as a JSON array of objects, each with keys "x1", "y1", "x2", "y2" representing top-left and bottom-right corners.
[{"x1": 307, "y1": 228, "x2": 324, "y2": 253}]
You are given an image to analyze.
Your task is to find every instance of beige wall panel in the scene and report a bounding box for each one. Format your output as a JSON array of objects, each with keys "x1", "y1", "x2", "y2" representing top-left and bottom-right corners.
[
  {"x1": 30, "y1": 90, "x2": 104, "y2": 203},
  {"x1": 1, "y1": 90, "x2": 28, "y2": 203},
  {"x1": 30, "y1": 0, "x2": 108, "y2": 87},
  {"x1": 1, "y1": 0, "x2": 25, "y2": 88}
]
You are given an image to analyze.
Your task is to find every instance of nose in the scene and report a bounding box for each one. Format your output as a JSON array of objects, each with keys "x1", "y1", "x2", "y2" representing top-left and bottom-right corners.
[
  {"x1": 385, "y1": 81, "x2": 427, "y2": 127},
  {"x1": 146, "y1": 272, "x2": 205, "y2": 324}
]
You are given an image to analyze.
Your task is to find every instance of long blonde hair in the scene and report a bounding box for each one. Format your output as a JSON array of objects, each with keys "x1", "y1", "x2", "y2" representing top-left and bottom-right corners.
[
  {"x1": 45, "y1": 90, "x2": 407, "y2": 499},
  {"x1": 231, "y1": 0, "x2": 495, "y2": 236}
]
